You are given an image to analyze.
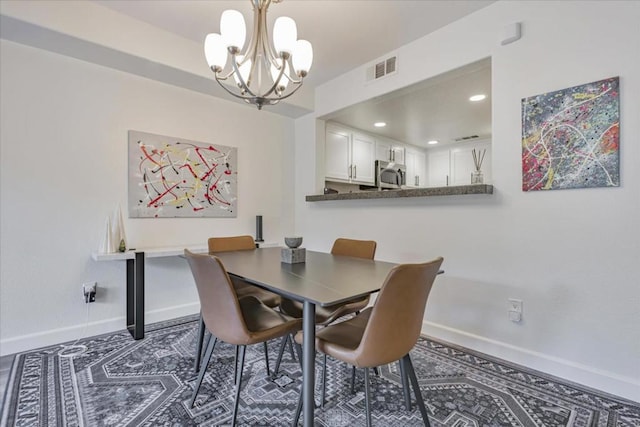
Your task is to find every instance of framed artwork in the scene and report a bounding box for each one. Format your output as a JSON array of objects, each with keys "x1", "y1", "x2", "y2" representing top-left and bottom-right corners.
[
  {"x1": 521, "y1": 77, "x2": 619, "y2": 191},
  {"x1": 128, "y1": 130, "x2": 237, "y2": 218}
]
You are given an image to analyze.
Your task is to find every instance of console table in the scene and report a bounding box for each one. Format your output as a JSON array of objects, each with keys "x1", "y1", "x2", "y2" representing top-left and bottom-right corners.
[
  {"x1": 91, "y1": 243, "x2": 277, "y2": 340},
  {"x1": 91, "y1": 245, "x2": 208, "y2": 340}
]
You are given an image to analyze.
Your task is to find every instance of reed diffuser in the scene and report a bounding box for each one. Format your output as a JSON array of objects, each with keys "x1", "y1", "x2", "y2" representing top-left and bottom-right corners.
[{"x1": 471, "y1": 148, "x2": 486, "y2": 184}]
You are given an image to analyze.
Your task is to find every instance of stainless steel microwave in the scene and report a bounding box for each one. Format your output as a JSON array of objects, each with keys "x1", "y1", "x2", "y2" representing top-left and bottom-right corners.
[{"x1": 375, "y1": 160, "x2": 406, "y2": 189}]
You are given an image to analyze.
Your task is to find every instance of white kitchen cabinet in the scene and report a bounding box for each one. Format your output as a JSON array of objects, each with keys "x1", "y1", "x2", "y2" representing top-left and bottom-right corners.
[
  {"x1": 405, "y1": 148, "x2": 427, "y2": 188},
  {"x1": 375, "y1": 140, "x2": 405, "y2": 165},
  {"x1": 427, "y1": 150, "x2": 450, "y2": 187},
  {"x1": 325, "y1": 124, "x2": 375, "y2": 185},
  {"x1": 426, "y1": 140, "x2": 491, "y2": 187}
]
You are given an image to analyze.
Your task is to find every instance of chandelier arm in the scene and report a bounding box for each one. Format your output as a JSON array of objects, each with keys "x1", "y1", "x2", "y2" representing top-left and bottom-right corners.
[
  {"x1": 284, "y1": 55, "x2": 303, "y2": 84},
  {"x1": 215, "y1": 74, "x2": 259, "y2": 102},
  {"x1": 260, "y1": 59, "x2": 287, "y2": 99},
  {"x1": 272, "y1": 80, "x2": 303, "y2": 101},
  {"x1": 229, "y1": 54, "x2": 257, "y2": 98}
]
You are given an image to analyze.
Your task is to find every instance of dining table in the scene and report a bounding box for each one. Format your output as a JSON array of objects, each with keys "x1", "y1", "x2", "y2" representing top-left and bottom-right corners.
[{"x1": 214, "y1": 246, "x2": 399, "y2": 427}]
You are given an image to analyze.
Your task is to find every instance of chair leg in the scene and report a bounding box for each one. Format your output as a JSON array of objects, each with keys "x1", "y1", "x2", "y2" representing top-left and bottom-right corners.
[
  {"x1": 293, "y1": 384, "x2": 303, "y2": 427},
  {"x1": 321, "y1": 354, "x2": 327, "y2": 408},
  {"x1": 263, "y1": 341, "x2": 271, "y2": 376},
  {"x1": 193, "y1": 314, "x2": 206, "y2": 373},
  {"x1": 403, "y1": 354, "x2": 431, "y2": 427},
  {"x1": 273, "y1": 335, "x2": 288, "y2": 376},
  {"x1": 293, "y1": 342, "x2": 304, "y2": 369},
  {"x1": 231, "y1": 345, "x2": 246, "y2": 427},
  {"x1": 190, "y1": 336, "x2": 217, "y2": 408},
  {"x1": 287, "y1": 334, "x2": 296, "y2": 361},
  {"x1": 234, "y1": 345, "x2": 240, "y2": 385},
  {"x1": 398, "y1": 359, "x2": 411, "y2": 411},
  {"x1": 350, "y1": 365, "x2": 356, "y2": 394},
  {"x1": 363, "y1": 368, "x2": 372, "y2": 427}
]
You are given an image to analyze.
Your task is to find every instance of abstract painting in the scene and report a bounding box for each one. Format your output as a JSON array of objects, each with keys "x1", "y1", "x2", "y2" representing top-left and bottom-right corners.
[
  {"x1": 521, "y1": 77, "x2": 619, "y2": 191},
  {"x1": 128, "y1": 131, "x2": 237, "y2": 218}
]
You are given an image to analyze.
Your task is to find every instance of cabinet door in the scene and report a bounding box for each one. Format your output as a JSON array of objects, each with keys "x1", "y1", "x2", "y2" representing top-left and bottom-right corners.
[
  {"x1": 427, "y1": 150, "x2": 450, "y2": 187},
  {"x1": 325, "y1": 128, "x2": 351, "y2": 181},
  {"x1": 351, "y1": 133, "x2": 376, "y2": 184},
  {"x1": 375, "y1": 141, "x2": 392, "y2": 162},
  {"x1": 413, "y1": 150, "x2": 426, "y2": 187},
  {"x1": 392, "y1": 147, "x2": 405, "y2": 165},
  {"x1": 450, "y1": 146, "x2": 476, "y2": 186},
  {"x1": 405, "y1": 149, "x2": 427, "y2": 187}
]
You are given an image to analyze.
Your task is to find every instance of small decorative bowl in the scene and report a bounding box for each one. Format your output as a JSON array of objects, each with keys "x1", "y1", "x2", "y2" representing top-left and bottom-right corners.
[{"x1": 284, "y1": 236, "x2": 303, "y2": 249}]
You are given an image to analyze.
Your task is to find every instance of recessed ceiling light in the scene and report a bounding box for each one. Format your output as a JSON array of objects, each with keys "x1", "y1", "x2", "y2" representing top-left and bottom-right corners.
[
  {"x1": 427, "y1": 140, "x2": 439, "y2": 145},
  {"x1": 374, "y1": 122, "x2": 386, "y2": 128},
  {"x1": 469, "y1": 94, "x2": 486, "y2": 102}
]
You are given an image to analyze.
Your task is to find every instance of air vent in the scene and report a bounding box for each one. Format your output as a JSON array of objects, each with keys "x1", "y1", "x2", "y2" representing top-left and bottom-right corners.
[
  {"x1": 366, "y1": 55, "x2": 398, "y2": 82},
  {"x1": 454, "y1": 135, "x2": 480, "y2": 142}
]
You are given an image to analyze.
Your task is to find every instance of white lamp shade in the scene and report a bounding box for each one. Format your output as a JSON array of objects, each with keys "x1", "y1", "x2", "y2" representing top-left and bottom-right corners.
[
  {"x1": 273, "y1": 16, "x2": 297, "y2": 54},
  {"x1": 270, "y1": 60, "x2": 289, "y2": 89},
  {"x1": 220, "y1": 10, "x2": 246, "y2": 50},
  {"x1": 204, "y1": 33, "x2": 228, "y2": 69},
  {"x1": 292, "y1": 39, "x2": 313, "y2": 74}
]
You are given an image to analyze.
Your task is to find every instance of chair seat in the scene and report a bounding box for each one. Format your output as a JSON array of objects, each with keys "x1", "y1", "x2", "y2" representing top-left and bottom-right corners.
[
  {"x1": 295, "y1": 308, "x2": 373, "y2": 367},
  {"x1": 280, "y1": 295, "x2": 370, "y2": 325},
  {"x1": 240, "y1": 296, "x2": 302, "y2": 345},
  {"x1": 234, "y1": 279, "x2": 281, "y2": 308}
]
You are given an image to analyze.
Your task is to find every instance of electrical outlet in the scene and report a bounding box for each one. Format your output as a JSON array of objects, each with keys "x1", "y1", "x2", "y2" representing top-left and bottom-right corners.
[
  {"x1": 508, "y1": 298, "x2": 523, "y2": 322},
  {"x1": 508, "y1": 298, "x2": 523, "y2": 313},
  {"x1": 83, "y1": 282, "x2": 97, "y2": 303}
]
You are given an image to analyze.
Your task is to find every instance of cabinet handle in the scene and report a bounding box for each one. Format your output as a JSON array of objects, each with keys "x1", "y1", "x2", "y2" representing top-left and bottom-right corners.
[
  {"x1": 415, "y1": 175, "x2": 419, "y2": 186},
  {"x1": 392, "y1": 150, "x2": 395, "y2": 162},
  {"x1": 354, "y1": 165, "x2": 357, "y2": 179},
  {"x1": 446, "y1": 175, "x2": 449, "y2": 186},
  {"x1": 348, "y1": 165, "x2": 352, "y2": 178},
  {"x1": 389, "y1": 148, "x2": 393, "y2": 162}
]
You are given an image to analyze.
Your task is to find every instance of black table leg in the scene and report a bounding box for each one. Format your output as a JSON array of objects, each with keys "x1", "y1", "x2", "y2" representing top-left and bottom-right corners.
[
  {"x1": 126, "y1": 252, "x2": 145, "y2": 340},
  {"x1": 302, "y1": 300, "x2": 316, "y2": 427}
]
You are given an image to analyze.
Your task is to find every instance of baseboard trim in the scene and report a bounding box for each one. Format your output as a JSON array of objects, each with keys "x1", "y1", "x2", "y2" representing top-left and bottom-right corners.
[
  {"x1": 422, "y1": 321, "x2": 640, "y2": 403},
  {"x1": 0, "y1": 302, "x2": 200, "y2": 356}
]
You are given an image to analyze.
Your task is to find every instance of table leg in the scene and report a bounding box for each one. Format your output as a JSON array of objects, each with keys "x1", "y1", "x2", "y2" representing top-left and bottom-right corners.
[
  {"x1": 126, "y1": 258, "x2": 134, "y2": 333},
  {"x1": 302, "y1": 300, "x2": 316, "y2": 427},
  {"x1": 126, "y1": 252, "x2": 145, "y2": 340}
]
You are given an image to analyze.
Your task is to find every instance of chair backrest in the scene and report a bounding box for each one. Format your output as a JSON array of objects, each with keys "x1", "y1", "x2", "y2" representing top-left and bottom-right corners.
[
  {"x1": 184, "y1": 249, "x2": 250, "y2": 345},
  {"x1": 355, "y1": 257, "x2": 443, "y2": 367},
  {"x1": 331, "y1": 238, "x2": 377, "y2": 260},
  {"x1": 208, "y1": 235, "x2": 256, "y2": 253}
]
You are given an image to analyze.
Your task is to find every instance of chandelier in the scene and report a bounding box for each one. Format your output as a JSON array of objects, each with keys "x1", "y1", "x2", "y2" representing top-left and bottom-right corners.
[{"x1": 204, "y1": 0, "x2": 313, "y2": 110}]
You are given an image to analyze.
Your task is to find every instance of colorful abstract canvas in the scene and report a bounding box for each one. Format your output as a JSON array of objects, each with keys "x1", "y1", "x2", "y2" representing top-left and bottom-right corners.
[
  {"x1": 128, "y1": 131, "x2": 237, "y2": 218},
  {"x1": 521, "y1": 77, "x2": 619, "y2": 191}
]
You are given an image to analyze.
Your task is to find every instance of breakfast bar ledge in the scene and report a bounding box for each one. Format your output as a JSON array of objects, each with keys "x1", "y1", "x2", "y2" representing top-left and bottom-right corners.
[{"x1": 306, "y1": 184, "x2": 493, "y2": 202}]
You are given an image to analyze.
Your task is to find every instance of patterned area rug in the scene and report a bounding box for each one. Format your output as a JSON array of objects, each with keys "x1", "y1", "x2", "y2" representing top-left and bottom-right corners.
[{"x1": 1, "y1": 315, "x2": 638, "y2": 426}]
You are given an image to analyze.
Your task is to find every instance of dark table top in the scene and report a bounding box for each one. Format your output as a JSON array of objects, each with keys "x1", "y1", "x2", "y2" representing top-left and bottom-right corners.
[{"x1": 214, "y1": 247, "x2": 398, "y2": 307}]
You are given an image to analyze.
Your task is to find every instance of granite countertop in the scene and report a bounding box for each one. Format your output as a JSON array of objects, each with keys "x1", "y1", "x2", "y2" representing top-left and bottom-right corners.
[{"x1": 306, "y1": 184, "x2": 494, "y2": 202}]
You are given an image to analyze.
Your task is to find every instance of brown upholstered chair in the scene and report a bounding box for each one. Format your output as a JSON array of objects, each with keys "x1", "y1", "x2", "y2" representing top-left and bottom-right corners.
[
  {"x1": 293, "y1": 257, "x2": 444, "y2": 427},
  {"x1": 185, "y1": 250, "x2": 302, "y2": 426},
  {"x1": 193, "y1": 235, "x2": 282, "y2": 374},
  {"x1": 273, "y1": 238, "x2": 377, "y2": 376}
]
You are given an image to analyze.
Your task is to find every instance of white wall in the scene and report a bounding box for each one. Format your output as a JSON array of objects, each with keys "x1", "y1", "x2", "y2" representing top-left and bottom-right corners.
[
  {"x1": 295, "y1": 1, "x2": 640, "y2": 401},
  {"x1": 0, "y1": 40, "x2": 295, "y2": 354}
]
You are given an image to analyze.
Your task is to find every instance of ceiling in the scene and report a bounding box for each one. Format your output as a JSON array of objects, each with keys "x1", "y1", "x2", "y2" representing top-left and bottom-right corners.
[
  {"x1": 90, "y1": 1, "x2": 495, "y2": 137},
  {"x1": 92, "y1": 0, "x2": 495, "y2": 89},
  {"x1": 324, "y1": 58, "x2": 492, "y2": 148}
]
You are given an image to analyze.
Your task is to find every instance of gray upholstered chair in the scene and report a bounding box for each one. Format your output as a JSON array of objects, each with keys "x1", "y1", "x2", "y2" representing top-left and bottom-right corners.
[
  {"x1": 185, "y1": 250, "x2": 302, "y2": 426},
  {"x1": 293, "y1": 257, "x2": 444, "y2": 427}
]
